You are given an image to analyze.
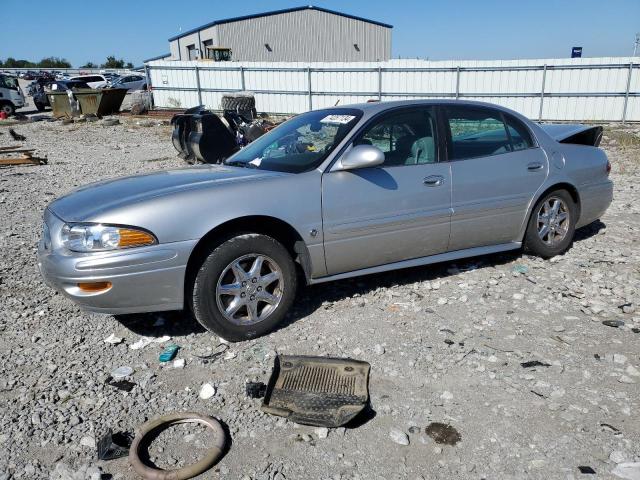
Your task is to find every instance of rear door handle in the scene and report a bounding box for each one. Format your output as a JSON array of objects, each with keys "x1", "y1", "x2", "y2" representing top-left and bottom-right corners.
[
  {"x1": 527, "y1": 162, "x2": 543, "y2": 171},
  {"x1": 423, "y1": 175, "x2": 444, "y2": 186}
]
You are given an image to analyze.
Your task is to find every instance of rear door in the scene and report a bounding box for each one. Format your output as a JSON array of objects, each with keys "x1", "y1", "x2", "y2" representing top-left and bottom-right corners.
[
  {"x1": 444, "y1": 106, "x2": 548, "y2": 250},
  {"x1": 322, "y1": 106, "x2": 452, "y2": 275}
]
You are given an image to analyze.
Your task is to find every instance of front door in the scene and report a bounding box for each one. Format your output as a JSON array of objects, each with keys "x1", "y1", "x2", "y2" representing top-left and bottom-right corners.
[
  {"x1": 443, "y1": 105, "x2": 548, "y2": 251},
  {"x1": 322, "y1": 107, "x2": 452, "y2": 275}
]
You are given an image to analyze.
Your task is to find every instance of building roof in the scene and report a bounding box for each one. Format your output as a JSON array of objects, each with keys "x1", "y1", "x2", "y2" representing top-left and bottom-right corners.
[
  {"x1": 143, "y1": 53, "x2": 171, "y2": 63},
  {"x1": 168, "y1": 5, "x2": 393, "y2": 42}
]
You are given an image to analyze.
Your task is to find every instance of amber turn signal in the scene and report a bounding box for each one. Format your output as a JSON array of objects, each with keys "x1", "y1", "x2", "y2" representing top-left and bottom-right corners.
[
  {"x1": 77, "y1": 281, "x2": 112, "y2": 292},
  {"x1": 117, "y1": 229, "x2": 156, "y2": 248}
]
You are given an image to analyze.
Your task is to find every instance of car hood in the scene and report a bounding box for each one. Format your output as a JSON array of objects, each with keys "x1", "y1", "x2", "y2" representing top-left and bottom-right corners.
[{"x1": 49, "y1": 164, "x2": 286, "y2": 222}]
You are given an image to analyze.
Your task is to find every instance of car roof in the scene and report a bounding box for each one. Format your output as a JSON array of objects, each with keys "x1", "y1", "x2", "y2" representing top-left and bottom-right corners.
[{"x1": 332, "y1": 99, "x2": 522, "y2": 116}]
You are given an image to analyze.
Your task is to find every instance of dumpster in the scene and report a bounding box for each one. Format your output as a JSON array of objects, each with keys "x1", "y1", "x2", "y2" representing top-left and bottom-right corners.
[
  {"x1": 47, "y1": 91, "x2": 74, "y2": 118},
  {"x1": 74, "y1": 88, "x2": 127, "y2": 116}
]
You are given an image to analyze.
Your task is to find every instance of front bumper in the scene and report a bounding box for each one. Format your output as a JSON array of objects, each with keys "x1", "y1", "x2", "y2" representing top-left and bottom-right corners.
[{"x1": 37, "y1": 209, "x2": 197, "y2": 314}]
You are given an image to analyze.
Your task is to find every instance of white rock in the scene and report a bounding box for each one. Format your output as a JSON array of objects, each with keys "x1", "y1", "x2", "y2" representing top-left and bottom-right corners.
[
  {"x1": 129, "y1": 336, "x2": 154, "y2": 350},
  {"x1": 80, "y1": 436, "x2": 96, "y2": 449},
  {"x1": 374, "y1": 344, "x2": 385, "y2": 355},
  {"x1": 612, "y1": 462, "x2": 640, "y2": 480},
  {"x1": 389, "y1": 428, "x2": 409, "y2": 446},
  {"x1": 614, "y1": 354, "x2": 628, "y2": 364},
  {"x1": 610, "y1": 450, "x2": 628, "y2": 464},
  {"x1": 199, "y1": 383, "x2": 217, "y2": 400},
  {"x1": 103, "y1": 333, "x2": 123, "y2": 345},
  {"x1": 513, "y1": 293, "x2": 525, "y2": 300},
  {"x1": 110, "y1": 366, "x2": 133, "y2": 379},
  {"x1": 619, "y1": 375, "x2": 635, "y2": 384},
  {"x1": 315, "y1": 427, "x2": 329, "y2": 439},
  {"x1": 626, "y1": 365, "x2": 640, "y2": 377},
  {"x1": 173, "y1": 358, "x2": 185, "y2": 369},
  {"x1": 441, "y1": 391, "x2": 454, "y2": 400}
]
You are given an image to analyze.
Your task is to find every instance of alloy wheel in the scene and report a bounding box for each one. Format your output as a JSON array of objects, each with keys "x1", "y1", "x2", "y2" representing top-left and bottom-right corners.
[
  {"x1": 537, "y1": 196, "x2": 570, "y2": 246},
  {"x1": 215, "y1": 254, "x2": 284, "y2": 325}
]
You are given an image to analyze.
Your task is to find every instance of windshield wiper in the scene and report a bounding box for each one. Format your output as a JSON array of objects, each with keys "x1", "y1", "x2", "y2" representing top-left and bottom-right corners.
[{"x1": 225, "y1": 160, "x2": 259, "y2": 169}]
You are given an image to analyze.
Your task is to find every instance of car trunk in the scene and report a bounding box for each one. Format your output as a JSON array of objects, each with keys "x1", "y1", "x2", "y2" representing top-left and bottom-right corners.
[{"x1": 538, "y1": 124, "x2": 603, "y2": 147}]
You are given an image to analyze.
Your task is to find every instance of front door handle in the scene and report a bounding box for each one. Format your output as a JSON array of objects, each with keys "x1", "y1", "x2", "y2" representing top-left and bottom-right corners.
[
  {"x1": 423, "y1": 175, "x2": 444, "y2": 186},
  {"x1": 527, "y1": 162, "x2": 543, "y2": 171}
]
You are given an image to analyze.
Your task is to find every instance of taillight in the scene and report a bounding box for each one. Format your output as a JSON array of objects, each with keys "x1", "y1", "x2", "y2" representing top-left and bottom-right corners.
[{"x1": 606, "y1": 160, "x2": 611, "y2": 175}]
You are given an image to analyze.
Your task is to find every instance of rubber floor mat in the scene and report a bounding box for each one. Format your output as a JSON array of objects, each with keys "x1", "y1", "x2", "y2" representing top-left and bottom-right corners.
[{"x1": 261, "y1": 355, "x2": 370, "y2": 427}]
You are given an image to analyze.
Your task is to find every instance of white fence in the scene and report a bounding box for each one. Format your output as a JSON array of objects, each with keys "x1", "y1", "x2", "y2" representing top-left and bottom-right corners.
[{"x1": 147, "y1": 57, "x2": 640, "y2": 121}]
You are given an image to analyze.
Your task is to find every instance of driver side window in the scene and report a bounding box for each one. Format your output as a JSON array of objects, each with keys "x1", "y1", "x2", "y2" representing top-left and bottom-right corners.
[{"x1": 355, "y1": 108, "x2": 437, "y2": 167}]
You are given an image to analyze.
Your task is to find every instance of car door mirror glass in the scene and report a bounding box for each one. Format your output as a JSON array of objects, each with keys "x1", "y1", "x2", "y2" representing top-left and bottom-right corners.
[{"x1": 337, "y1": 145, "x2": 385, "y2": 171}]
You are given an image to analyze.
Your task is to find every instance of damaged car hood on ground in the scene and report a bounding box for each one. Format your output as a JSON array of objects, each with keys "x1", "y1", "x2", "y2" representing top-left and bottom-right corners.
[{"x1": 48, "y1": 165, "x2": 287, "y2": 222}]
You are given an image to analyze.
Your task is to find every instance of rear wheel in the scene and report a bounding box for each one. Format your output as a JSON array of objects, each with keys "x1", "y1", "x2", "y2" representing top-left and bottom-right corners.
[
  {"x1": 192, "y1": 234, "x2": 297, "y2": 341},
  {"x1": 524, "y1": 189, "x2": 577, "y2": 258}
]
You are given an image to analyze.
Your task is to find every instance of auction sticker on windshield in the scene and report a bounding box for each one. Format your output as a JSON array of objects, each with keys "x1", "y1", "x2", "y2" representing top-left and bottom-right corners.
[{"x1": 320, "y1": 114, "x2": 356, "y2": 124}]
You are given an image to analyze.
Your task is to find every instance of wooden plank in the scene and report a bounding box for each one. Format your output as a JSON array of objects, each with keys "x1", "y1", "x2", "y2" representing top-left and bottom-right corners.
[
  {"x1": 0, "y1": 149, "x2": 35, "y2": 154},
  {"x1": 0, "y1": 156, "x2": 47, "y2": 166}
]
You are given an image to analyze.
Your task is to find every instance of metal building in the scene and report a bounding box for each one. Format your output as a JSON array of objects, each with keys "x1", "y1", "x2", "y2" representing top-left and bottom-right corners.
[{"x1": 166, "y1": 6, "x2": 392, "y2": 62}]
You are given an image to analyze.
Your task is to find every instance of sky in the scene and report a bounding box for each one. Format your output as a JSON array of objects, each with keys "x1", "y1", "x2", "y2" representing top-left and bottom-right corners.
[{"x1": 0, "y1": 0, "x2": 638, "y2": 66}]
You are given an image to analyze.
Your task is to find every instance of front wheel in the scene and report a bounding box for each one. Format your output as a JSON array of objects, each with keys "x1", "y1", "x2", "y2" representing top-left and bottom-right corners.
[
  {"x1": 0, "y1": 102, "x2": 15, "y2": 116},
  {"x1": 192, "y1": 234, "x2": 297, "y2": 341},
  {"x1": 524, "y1": 189, "x2": 577, "y2": 258}
]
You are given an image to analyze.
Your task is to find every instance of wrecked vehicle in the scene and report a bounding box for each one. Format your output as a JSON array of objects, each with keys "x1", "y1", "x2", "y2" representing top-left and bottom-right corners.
[
  {"x1": 38, "y1": 100, "x2": 613, "y2": 341},
  {"x1": 31, "y1": 80, "x2": 91, "y2": 112}
]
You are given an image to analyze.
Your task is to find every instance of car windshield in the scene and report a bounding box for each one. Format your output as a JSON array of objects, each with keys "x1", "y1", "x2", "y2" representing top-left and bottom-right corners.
[{"x1": 224, "y1": 108, "x2": 362, "y2": 173}]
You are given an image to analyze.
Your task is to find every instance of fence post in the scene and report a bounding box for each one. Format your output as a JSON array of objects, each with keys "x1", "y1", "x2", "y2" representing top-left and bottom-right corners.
[
  {"x1": 194, "y1": 65, "x2": 202, "y2": 106},
  {"x1": 622, "y1": 61, "x2": 633, "y2": 123},
  {"x1": 239, "y1": 66, "x2": 246, "y2": 91},
  {"x1": 307, "y1": 67, "x2": 312, "y2": 110},
  {"x1": 144, "y1": 64, "x2": 151, "y2": 90},
  {"x1": 455, "y1": 66, "x2": 460, "y2": 99},
  {"x1": 378, "y1": 66, "x2": 382, "y2": 101},
  {"x1": 538, "y1": 64, "x2": 547, "y2": 121}
]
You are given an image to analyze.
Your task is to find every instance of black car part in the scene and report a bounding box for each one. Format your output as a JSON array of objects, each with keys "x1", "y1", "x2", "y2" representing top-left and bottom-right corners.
[
  {"x1": 171, "y1": 105, "x2": 271, "y2": 164},
  {"x1": 261, "y1": 355, "x2": 371, "y2": 427}
]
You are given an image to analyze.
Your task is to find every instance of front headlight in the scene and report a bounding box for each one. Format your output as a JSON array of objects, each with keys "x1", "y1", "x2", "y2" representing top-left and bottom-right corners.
[{"x1": 61, "y1": 224, "x2": 157, "y2": 252}]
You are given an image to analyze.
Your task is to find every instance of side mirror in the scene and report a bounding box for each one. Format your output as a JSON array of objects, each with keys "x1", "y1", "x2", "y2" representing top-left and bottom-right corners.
[{"x1": 336, "y1": 144, "x2": 385, "y2": 171}]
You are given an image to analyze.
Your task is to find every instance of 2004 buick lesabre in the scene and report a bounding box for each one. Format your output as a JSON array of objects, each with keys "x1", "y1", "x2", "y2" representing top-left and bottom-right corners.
[{"x1": 38, "y1": 100, "x2": 613, "y2": 341}]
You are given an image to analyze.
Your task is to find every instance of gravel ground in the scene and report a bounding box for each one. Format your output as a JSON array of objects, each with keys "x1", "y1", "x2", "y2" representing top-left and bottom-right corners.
[{"x1": 0, "y1": 112, "x2": 639, "y2": 480}]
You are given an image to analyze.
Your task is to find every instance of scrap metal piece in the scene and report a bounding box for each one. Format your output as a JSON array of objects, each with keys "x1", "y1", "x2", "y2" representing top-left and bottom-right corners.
[
  {"x1": 129, "y1": 412, "x2": 225, "y2": 480},
  {"x1": 261, "y1": 355, "x2": 370, "y2": 427}
]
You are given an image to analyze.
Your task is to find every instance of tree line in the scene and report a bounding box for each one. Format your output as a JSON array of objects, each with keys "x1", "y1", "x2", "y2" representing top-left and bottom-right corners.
[{"x1": 0, "y1": 56, "x2": 135, "y2": 69}]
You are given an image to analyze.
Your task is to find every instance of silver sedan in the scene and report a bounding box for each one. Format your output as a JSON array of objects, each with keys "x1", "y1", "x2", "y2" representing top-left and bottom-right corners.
[{"x1": 38, "y1": 100, "x2": 613, "y2": 341}]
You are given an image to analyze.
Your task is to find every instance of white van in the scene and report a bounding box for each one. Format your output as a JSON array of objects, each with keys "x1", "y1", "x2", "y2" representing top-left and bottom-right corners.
[{"x1": 0, "y1": 74, "x2": 25, "y2": 115}]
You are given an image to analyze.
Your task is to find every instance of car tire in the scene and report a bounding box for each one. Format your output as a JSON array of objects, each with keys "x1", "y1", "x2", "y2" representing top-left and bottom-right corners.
[
  {"x1": 0, "y1": 102, "x2": 15, "y2": 116},
  {"x1": 192, "y1": 233, "x2": 297, "y2": 341},
  {"x1": 524, "y1": 189, "x2": 577, "y2": 258},
  {"x1": 35, "y1": 101, "x2": 46, "y2": 112}
]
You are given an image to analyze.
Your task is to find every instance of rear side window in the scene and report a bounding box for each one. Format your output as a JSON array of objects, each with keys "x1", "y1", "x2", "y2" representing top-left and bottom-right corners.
[
  {"x1": 445, "y1": 106, "x2": 511, "y2": 160},
  {"x1": 504, "y1": 114, "x2": 534, "y2": 151}
]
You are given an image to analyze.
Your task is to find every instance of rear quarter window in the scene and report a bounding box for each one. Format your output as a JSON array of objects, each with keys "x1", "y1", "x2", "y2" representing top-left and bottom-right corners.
[{"x1": 504, "y1": 114, "x2": 534, "y2": 151}]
